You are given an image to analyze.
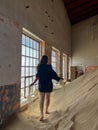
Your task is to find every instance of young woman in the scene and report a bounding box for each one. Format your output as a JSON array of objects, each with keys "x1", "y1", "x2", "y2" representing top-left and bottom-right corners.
[{"x1": 29, "y1": 55, "x2": 62, "y2": 121}]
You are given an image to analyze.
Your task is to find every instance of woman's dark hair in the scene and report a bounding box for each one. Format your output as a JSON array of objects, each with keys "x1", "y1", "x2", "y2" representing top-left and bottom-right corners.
[
  {"x1": 40, "y1": 55, "x2": 48, "y2": 64},
  {"x1": 37, "y1": 55, "x2": 48, "y2": 69}
]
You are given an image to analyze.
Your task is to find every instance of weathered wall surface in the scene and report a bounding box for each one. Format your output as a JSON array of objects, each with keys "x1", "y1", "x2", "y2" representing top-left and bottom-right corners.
[
  {"x1": 0, "y1": 14, "x2": 21, "y2": 86},
  {"x1": 0, "y1": 0, "x2": 71, "y2": 124},
  {"x1": 0, "y1": 0, "x2": 71, "y2": 55},
  {"x1": 0, "y1": 83, "x2": 20, "y2": 124},
  {"x1": 72, "y1": 15, "x2": 98, "y2": 67},
  {"x1": 0, "y1": 14, "x2": 21, "y2": 124}
]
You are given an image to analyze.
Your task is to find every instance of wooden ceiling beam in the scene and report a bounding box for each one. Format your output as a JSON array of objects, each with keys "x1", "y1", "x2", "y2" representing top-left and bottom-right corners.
[
  {"x1": 65, "y1": 0, "x2": 90, "y2": 11},
  {"x1": 69, "y1": 4, "x2": 98, "y2": 19},
  {"x1": 71, "y1": 10, "x2": 98, "y2": 24},
  {"x1": 68, "y1": 1, "x2": 98, "y2": 15},
  {"x1": 63, "y1": 0, "x2": 98, "y2": 24},
  {"x1": 63, "y1": 0, "x2": 77, "y2": 5}
]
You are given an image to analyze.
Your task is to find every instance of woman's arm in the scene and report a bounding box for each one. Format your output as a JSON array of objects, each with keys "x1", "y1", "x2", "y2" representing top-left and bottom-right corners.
[
  {"x1": 50, "y1": 65, "x2": 63, "y2": 81},
  {"x1": 29, "y1": 77, "x2": 39, "y2": 87}
]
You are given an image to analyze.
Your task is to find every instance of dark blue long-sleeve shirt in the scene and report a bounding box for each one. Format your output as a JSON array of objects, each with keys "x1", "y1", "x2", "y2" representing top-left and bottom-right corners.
[{"x1": 36, "y1": 64, "x2": 60, "y2": 92}]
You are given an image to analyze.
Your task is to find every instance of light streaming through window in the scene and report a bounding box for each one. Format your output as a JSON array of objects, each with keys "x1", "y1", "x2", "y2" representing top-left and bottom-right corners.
[{"x1": 21, "y1": 34, "x2": 40, "y2": 99}]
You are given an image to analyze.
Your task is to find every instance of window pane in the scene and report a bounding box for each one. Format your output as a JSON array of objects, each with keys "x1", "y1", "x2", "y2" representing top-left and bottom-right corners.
[
  {"x1": 30, "y1": 39, "x2": 33, "y2": 48},
  {"x1": 21, "y1": 67, "x2": 25, "y2": 76},
  {"x1": 26, "y1": 67, "x2": 29, "y2": 76},
  {"x1": 25, "y1": 87, "x2": 29, "y2": 97},
  {"x1": 30, "y1": 48, "x2": 33, "y2": 57},
  {"x1": 33, "y1": 59, "x2": 36, "y2": 66},
  {"x1": 21, "y1": 88, "x2": 24, "y2": 98},
  {"x1": 52, "y1": 57, "x2": 56, "y2": 62},
  {"x1": 30, "y1": 67, "x2": 33, "y2": 75},
  {"x1": 33, "y1": 68, "x2": 37, "y2": 74},
  {"x1": 32, "y1": 40, "x2": 34, "y2": 48},
  {"x1": 51, "y1": 50, "x2": 57, "y2": 73},
  {"x1": 21, "y1": 78, "x2": 25, "y2": 88},
  {"x1": 22, "y1": 34, "x2": 25, "y2": 45},
  {"x1": 34, "y1": 50, "x2": 37, "y2": 58},
  {"x1": 36, "y1": 51, "x2": 39, "y2": 58},
  {"x1": 26, "y1": 47, "x2": 29, "y2": 56},
  {"x1": 35, "y1": 41, "x2": 37, "y2": 49},
  {"x1": 36, "y1": 59, "x2": 39, "y2": 65},
  {"x1": 33, "y1": 41, "x2": 36, "y2": 49},
  {"x1": 26, "y1": 57, "x2": 29, "y2": 66},
  {"x1": 26, "y1": 78, "x2": 29, "y2": 87},
  {"x1": 26, "y1": 36, "x2": 29, "y2": 46},
  {"x1": 22, "y1": 45, "x2": 25, "y2": 55},
  {"x1": 30, "y1": 58, "x2": 33, "y2": 66},
  {"x1": 22, "y1": 56, "x2": 25, "y2": 66},
  {"x1": 52, "y1": 51, "x2": 56, "y2": 56},
  {"x1": 36, "y1": 42, "x2": 39, "y2": 50},
  {"x1": 52, "y1": 63, "x2": 56, "y2": 68}
]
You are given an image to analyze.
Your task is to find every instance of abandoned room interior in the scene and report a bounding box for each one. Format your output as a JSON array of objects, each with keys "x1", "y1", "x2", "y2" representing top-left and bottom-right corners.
[{"x1": 0, "y1": 0, "x2": 98, "y2": 130}]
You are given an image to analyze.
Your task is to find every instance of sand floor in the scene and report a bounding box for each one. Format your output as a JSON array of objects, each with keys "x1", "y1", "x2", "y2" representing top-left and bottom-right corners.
[{"x1": 1, "y1": 69, "x2": 98, "y2": 130}]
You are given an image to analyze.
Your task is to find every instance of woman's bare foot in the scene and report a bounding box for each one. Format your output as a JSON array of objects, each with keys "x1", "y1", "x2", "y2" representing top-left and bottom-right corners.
[
  {"x1": 40, "y1": 115, "x2": 44, "y2": 121},
  {"x1": 45, "y1": 111, "x2": 50, "y2": 114}
]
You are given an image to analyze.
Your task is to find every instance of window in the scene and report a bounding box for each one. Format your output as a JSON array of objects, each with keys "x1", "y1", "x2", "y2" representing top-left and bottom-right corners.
[
  {"x1": 21, "y1": 34, "x2": 40, "y2": 99},
  {"x1": 51, "y1": 47, "x2": 60, "y2": 86},
  {"x1": 62, "y1": 54, "x2": 67, "y2": 80},
  {"x1": 21, "y1": 28, "x2": 45, "y2": 103},
  {"x1": 51, "y1": 49, "x2": 57, "y2": 72},
  {"x1": 68, "y1": 56, "x2": 71, "y2": 80}
]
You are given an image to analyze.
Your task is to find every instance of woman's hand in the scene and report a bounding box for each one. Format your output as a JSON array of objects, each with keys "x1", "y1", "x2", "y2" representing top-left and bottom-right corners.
[
  {"x1": 29, "y1": 77, "x2": 39, "y2": 87},
  {"x1": 29, "y1": 82, "x2": 34, "y2": 87}
]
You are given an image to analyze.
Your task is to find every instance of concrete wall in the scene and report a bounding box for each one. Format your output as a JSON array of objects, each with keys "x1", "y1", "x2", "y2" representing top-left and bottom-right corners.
[
  {"x1": 0, "y1": 14, "x2": 21, "y2": 86},
  {"x1": 0, "y1": 14, "x2": 21, "y2": 124},
  {"x1": 0, "y1": 0, "x2": 71, "y2": 85},
  {"x1": 0, "y1": 0, "x2": 71, "y2": 123},
  {"x1": 0, "y1": 0, "x2": 71, "y2": 55},
  {"x1": 72, "y1": 15, "x2": 98, "y2": 68}
]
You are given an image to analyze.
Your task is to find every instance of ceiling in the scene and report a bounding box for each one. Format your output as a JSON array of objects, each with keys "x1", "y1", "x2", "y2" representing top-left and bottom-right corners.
[{"x1": 63, "y1": 0, "x2": 98, "y2": 25}]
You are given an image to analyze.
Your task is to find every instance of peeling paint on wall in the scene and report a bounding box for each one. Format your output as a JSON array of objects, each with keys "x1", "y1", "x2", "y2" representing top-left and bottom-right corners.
[{"x1": 0, "y1": 83, "x2": 20, "y2": 124}]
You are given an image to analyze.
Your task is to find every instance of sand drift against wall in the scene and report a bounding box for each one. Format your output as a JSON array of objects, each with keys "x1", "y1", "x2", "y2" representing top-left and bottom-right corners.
[{"x1": 2, "y1": 69, "x2": 98, "y2": 130}]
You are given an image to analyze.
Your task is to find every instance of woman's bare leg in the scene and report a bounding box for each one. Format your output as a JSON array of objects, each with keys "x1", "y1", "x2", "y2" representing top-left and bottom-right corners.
[
  {"x1": 39, "y1": 92, "x2": 45, "y2": 121},
  {"x1": 45, "y1": 92, "x2": 51, "y2": 114}
]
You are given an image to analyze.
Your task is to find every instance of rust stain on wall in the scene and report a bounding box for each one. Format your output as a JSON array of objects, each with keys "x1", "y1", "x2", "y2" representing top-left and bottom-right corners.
[{"x1": 0, "y1": 83, "x2": 20, "y2": 124}]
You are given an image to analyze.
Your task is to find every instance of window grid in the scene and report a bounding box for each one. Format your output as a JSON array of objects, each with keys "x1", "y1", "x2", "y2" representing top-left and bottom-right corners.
[
  {"x1": 21, "y1": 34, "x2": 40, "y2": 98},
  {"x1": 51, "y1": 50, "x2": 57, "y2": 72},
  {"x1": 62, "y1": 55, "x2": 65, "y2": 79},
  {"x1": 68, "y1": 56, "x2": 71, "y2": 80},
  {"x1": 62, "y1": 54, "x2": 67, "y2": 80},
  {"x1": 51, "y1": 48, "x2": 61, "y2": 85}
]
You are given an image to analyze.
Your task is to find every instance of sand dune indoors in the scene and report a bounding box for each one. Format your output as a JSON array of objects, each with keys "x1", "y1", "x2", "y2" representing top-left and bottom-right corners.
[{"x1": 1, "y1": 69, "x2": 98, "y2": 130}]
